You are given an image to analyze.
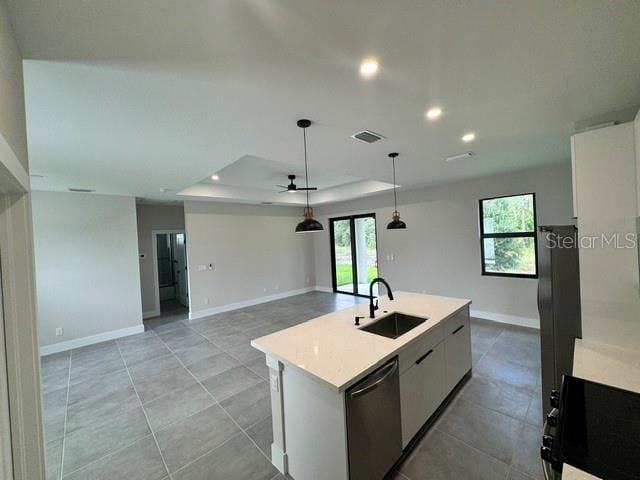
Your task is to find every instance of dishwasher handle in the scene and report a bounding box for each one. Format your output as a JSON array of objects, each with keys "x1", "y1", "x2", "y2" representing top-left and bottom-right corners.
[{"x1": 349, "y1": 360, "x2": 398, "y2": 399}]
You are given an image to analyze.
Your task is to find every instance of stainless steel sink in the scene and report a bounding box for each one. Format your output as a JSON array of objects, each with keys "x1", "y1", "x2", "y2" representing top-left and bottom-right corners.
[{"x1": 359, "y1": 312, "x2": 427, "y2": 339}]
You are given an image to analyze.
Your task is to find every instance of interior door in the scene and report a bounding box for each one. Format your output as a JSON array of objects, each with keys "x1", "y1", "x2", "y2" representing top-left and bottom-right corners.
[
  {"x1": 173, "y1": 233, "x2": 188, "y2": 307},
  {"x1": 0, "y1": 259, "x2": 13, "y2": 480},
  {"x1": 330, "y1": 214, "x2": 378, "y2": 297}
]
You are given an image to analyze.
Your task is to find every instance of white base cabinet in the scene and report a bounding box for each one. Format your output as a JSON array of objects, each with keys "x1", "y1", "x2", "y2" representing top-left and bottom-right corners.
[
  {"x1": 399, "y1": 306, "x2": 471, "y2": 448},
  {"x1": 443, "y1": 311, "x2": 472, "y2": 393},
  {"x1": 400, "y1": 342, "x2": 445, "y2": 447}
]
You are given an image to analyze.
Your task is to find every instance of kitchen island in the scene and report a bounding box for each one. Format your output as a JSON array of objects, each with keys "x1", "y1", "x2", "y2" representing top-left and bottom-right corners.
[{"x1": 251, "y1": 291, "x2": 472, "y2": 480}]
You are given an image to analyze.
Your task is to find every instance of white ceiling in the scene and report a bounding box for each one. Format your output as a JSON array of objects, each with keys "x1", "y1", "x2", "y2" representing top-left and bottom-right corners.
[
  {"x1": 9, "y1": 0, "x2": 640, "y2": 204},
  {"x1": 178, "y1": 154, "x2": 394, "y2": 205}
]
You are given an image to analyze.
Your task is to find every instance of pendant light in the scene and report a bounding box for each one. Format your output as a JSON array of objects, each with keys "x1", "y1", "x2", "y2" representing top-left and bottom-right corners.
[
  {"x1": 295, "y1": 119, "x2": 324, "y2": 233},
  {"x1": 387, "y1": 152, "x2": 407, "y2": 229}
]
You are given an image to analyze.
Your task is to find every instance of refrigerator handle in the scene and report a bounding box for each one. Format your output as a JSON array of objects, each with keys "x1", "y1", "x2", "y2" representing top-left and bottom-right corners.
[{"x1": 537, "y1": 279, "x2": 541, "y2": 316}]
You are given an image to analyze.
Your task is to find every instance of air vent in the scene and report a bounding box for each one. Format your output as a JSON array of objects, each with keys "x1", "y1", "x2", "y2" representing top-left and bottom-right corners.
[
  {"x1": 68, "y1": 188, "x2": 95, "y2": 193},
  {"x1": 261, "y1": 202, "x2": 273, "y2": 205},
  {"x1": 351, "y1": 130, "x2": 385, "y2": 144}
]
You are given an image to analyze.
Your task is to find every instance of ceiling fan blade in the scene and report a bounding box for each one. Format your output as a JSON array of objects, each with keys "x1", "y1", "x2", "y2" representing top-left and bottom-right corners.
[
  {"x1": 297, "y1": 187, "x2": 318, "y2": 191},
  {"x1": 276, "y1": 185, "x2": 289, "y2": 189},
  {"x1": 278, "y1": 189, "x2": 290, "y2": 193}
]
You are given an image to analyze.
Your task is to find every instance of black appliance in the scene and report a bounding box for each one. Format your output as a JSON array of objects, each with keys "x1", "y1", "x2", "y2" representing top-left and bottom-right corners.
[
  {"x1": 541, "y1": 375, "x2": 640, "y2": 480},
  {"x1": 538, "y1": 225, "x2": 582, "y2": 420}
]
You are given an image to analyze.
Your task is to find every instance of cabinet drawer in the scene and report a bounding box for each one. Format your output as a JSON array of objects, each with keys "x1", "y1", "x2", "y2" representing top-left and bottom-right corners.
[
  {"x1": 442, "y1": 307, "x2": 470, "y2": 337},
  {"x1": 398, "y1": 323, "x2": 443, "y2": 375}
]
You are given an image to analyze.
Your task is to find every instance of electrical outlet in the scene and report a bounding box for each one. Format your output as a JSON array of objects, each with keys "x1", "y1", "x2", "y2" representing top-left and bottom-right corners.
[
  {"x1": 203, "y1": 297, "x2": 209, "y2": 305},
  {"x1": 197, "y1": 265, "x2": 206, "y2": 271},
  {"x1": 263, "y1": 287, "x2": 268, "y2": 293},
  {"x1": 275, "y1": 283, "x2": 280, "y2": 291},
  {"x1": 55, "y1": 328, "x2": 64, "y2": 337}
]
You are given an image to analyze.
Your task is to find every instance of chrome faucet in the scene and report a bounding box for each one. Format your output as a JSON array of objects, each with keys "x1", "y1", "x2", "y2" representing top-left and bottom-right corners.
[{"x1": 369, "y1": 277, "x2": 394, "y2": 318}]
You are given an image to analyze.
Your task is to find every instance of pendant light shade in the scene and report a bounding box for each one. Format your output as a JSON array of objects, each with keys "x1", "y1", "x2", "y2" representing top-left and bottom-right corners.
[
  {"x1": 295, "y1": 119, "x2": 324, "y2": 233},
  {"x1": 387, "y1": 152, "x2": 407, "y2": 230},
  {"x1": 296, "y1": 207, "x2": 324, "y2": 232}
]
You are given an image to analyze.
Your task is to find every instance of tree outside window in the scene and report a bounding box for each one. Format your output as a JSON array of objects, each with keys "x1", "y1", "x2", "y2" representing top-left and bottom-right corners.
[{"x1": 479, "y1": 193, "x2": 538, "y2": 277}]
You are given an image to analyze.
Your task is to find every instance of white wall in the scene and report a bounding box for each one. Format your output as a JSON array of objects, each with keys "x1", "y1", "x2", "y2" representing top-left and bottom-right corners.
[
  {"x1": 184, "y1": 201, "x2": 315, "y2": 318},
  {"x1": 32, "y1": 191, "x2": 143, "y2": 351},
  {"x1": 136, "y1": 204, "x2": 185, "y2": 317},
  {"x1": 314, "y1": 164, "x2": 574, "y2": 328}
]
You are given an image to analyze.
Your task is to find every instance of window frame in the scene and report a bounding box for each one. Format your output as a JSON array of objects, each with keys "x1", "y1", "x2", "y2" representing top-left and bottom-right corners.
[{"x1": 478, "y1": 192, "x2": 539, "y2": 279}]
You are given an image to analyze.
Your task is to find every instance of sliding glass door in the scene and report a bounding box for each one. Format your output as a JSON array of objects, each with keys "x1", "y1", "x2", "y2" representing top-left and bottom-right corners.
[{"x1": 330, "y1": 214, "x2": 379, "y2": 296}]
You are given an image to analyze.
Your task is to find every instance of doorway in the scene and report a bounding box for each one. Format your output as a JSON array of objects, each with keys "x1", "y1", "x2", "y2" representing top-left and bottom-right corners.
[
  {"x1": 330, "y1": 214, "x2": 379, "y2": 297},
  {"x1": 153, "y1": 231, "x2": 188, "y2": 315}
]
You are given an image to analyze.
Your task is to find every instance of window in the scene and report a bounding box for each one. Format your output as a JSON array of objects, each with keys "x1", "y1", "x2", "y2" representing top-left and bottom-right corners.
[{"x1": 479, "y1": 193, "x2": 538, "y2": 278}]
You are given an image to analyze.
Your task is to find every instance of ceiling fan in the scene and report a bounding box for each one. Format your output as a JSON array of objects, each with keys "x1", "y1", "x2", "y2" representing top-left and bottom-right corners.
[{"x1": 277, "y1": 174, "x2": 317, "y2": 194}]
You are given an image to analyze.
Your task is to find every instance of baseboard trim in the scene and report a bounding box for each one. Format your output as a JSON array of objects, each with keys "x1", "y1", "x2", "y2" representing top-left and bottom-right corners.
[
  {"x1": 39, "y1": 325, "x2": 145, "y2": 356},
  {"x1": 143, "y1": 309, "x2": 161, "y2": 319},
  {"x1": 314, "y1": 285, "x2": 333, "y2": 293},
  {"x1": 470, "y1": 309, "x2": 539, "y2": 329},
  {"x1": 188, "y1": 287, "x2": 317, "y2": 321}
]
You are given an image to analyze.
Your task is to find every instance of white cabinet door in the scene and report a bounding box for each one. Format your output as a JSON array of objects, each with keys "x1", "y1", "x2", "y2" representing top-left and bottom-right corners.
[
  {"x1": 635, "y1": 111, "x2": 640, "y2": 215},
  {"x1": 399, "y1": 343, "x2": 445, "y2": 447},
  {"x1": 444, "y1": 314, "x2": 471, "y2": 393}
]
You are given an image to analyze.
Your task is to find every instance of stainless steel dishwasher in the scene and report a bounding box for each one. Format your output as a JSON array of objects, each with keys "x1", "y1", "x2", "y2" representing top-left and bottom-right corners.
[{"x1": 345, "y1": 357, "x2": 402, "y2": 480}]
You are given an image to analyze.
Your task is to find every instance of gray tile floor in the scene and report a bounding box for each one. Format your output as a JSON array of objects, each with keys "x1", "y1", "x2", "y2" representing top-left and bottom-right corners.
[{"x1": 41, "y1": 292, "x2": 542, "y2": 480}]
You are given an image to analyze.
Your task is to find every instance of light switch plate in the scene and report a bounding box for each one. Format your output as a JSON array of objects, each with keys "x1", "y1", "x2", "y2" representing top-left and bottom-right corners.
[{"x1": 270, "y1": 372, "x2": 279, "y2": 392}]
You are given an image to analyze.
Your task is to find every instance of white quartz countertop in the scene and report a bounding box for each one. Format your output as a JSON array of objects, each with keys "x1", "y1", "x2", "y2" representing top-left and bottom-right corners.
[
  {"x1": 250, "y1": 291, "x2": 471, "y2": 392},
  {"x1": 562, "y1": 339, "x2": 640, "y2": 479}
]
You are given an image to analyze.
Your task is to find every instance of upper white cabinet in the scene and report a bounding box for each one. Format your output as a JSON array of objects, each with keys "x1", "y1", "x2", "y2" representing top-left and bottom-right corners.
[
  {"x1": 571, "y1": 120, "x2": 640, "y2": 349},
  {"x1": 636, "y1": 111, "x2": 640, "y2": 214}
]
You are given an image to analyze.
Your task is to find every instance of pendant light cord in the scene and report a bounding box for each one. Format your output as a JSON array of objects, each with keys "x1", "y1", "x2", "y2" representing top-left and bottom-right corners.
[
  {"x1": 303, "y1": 127, "x2": 310, "y2": 209},
  {"x1": 392, "y1": 156, "x2": 398, "y2": 213}
]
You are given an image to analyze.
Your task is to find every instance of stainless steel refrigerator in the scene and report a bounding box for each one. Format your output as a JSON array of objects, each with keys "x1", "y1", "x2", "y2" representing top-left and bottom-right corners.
[{"x1": 537, "y1": 225, "x2": 582, "y2": 418}]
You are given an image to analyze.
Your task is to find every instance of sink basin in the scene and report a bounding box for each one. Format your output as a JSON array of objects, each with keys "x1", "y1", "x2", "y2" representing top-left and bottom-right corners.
[{"x1": 359, "y1": 312, "x2": 427, "y2": 339}]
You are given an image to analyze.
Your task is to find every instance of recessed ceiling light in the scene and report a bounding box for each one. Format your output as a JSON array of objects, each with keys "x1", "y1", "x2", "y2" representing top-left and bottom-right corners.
[
  {"x1": 359, "y1": 58, "x2": 379, "y2": 78},
  {"x1": 211, "y1": 174, "x2": 220, "y2": 181},
  {"x1": 461, "y1": 132, "x2": 476, "y2": 143},
  {"x1": 426, "y1": 107, "x2": 443, "y2": 120}
]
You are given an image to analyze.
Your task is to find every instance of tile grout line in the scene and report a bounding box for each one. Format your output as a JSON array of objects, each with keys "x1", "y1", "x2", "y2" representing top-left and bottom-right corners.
[
  {"x1": 458, "y1": 379, "x2": 538, "y2": 426},
  {"x1": 154, "y1": 331, "x2": 277, "y2": 474},
  {"x1": 431, "y1": 427, "x2": 512, "y2": 473},
  {"x1": 46, "y1": 296, "x2": 351, "y2": 479},
  {"x1": 58, "y1": 434, "x2": 160, "y2": 479},
  {"x1": 58, "y1": 350, "x2": 73, "y2": 480},
  {"x1": 114, "y1": 340, "x2": 174, "y2": 480}
]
